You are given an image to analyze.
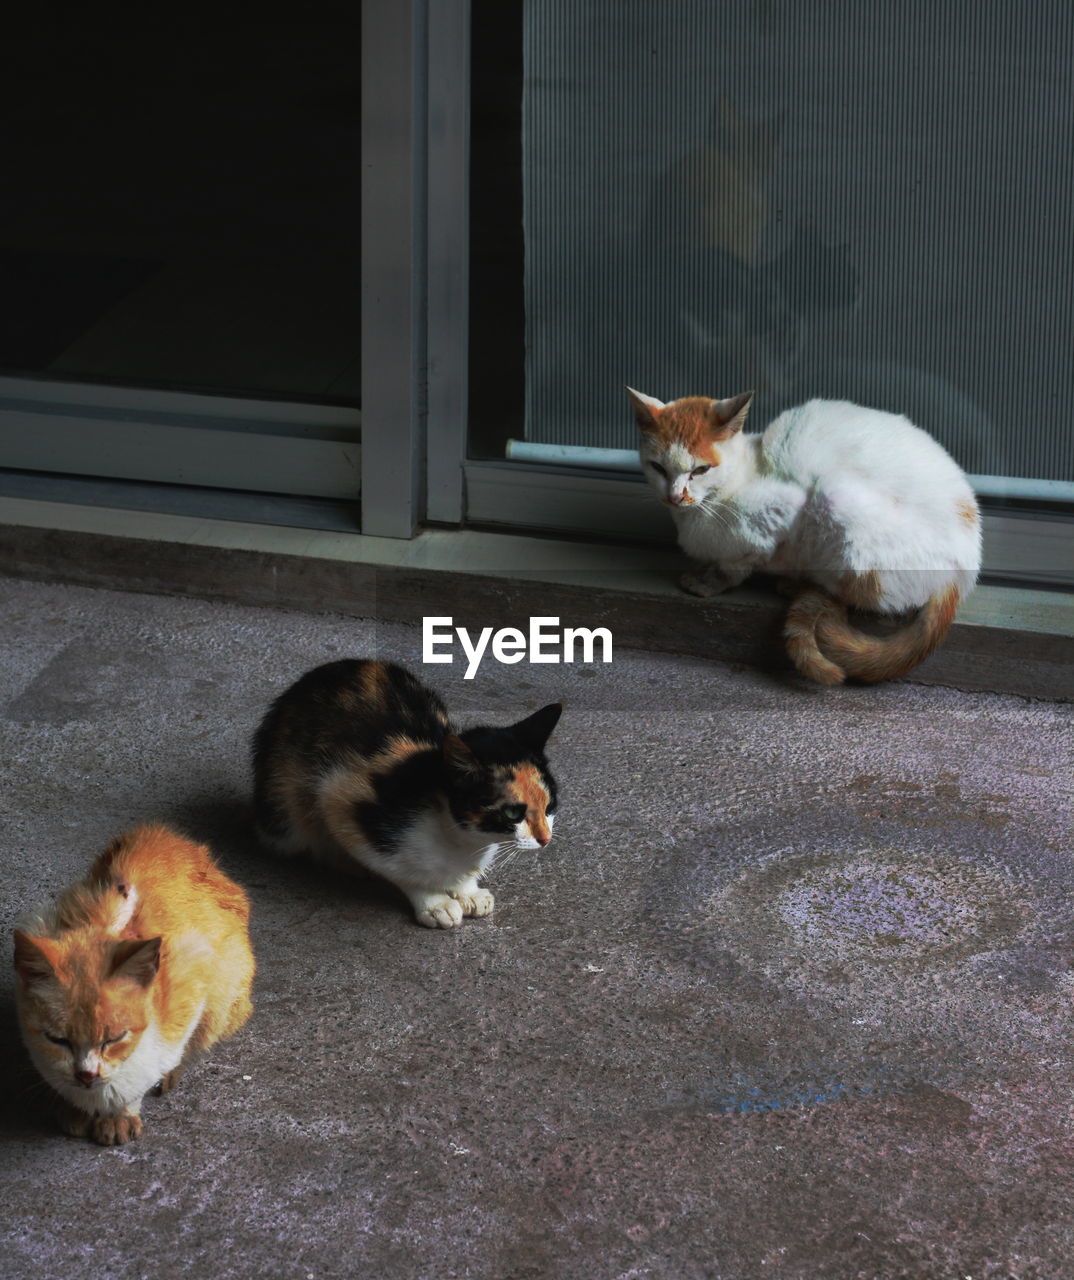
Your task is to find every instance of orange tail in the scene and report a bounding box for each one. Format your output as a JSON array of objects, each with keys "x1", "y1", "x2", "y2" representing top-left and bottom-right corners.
[{"x1": 783, "y1": 584, "x2": 962, "y2": 686}]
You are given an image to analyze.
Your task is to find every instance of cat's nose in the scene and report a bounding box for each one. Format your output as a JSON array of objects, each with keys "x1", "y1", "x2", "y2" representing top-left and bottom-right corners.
[
  {"x1": 668, "y1": 491, "x2": 687, "y2": 506},
  {"x1": 74, "y1": 1068, "x2": 98, "y2": 1087},
  {"x1": 536, "y1": 832, "x2": 551, "y2": 846}
]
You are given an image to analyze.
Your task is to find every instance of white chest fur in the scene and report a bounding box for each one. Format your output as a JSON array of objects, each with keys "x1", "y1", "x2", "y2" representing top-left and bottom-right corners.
[{"x1": 355, "y1": 804, "x2": 500, "y2": 892}]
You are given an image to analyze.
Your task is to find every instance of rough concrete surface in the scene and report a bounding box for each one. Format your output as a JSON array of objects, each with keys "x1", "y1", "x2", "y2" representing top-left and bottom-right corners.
[{"x1": 0, "y1": 576, "x2": 1072, "y2": 1280}]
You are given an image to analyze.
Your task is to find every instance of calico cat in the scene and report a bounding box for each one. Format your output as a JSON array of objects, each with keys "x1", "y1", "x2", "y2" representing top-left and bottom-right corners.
[
  {"x1": 628, "y1": 388, "x2": 981, "y2": 685},
  {"x1": 13, "y1": 824, "x2": 255, "y2": 1146},
  {"x1": 252, "y1": 660, "x2": 562, "y2": 929}
]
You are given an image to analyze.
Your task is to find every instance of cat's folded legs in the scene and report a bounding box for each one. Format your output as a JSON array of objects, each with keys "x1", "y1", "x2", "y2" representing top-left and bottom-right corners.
[
  {"x1": 401, "y1": 871, "x2": 494, "y2": 929},
  {"x1": 405, "y1": 885, "x2": 494, "y2": 929},
  {"x1": 680, "y1": 562, "x2": 753, "y2": 598},
  {"x1": 56, "y1": 1097, "x2": 144, "y2": 1146},
  {"x1": 449, "y1": 874, "x2": 494, "y2": 920}
]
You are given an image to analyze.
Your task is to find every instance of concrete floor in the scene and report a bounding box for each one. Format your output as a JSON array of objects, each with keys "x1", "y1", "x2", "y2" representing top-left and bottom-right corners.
[{"x1": 0, "y1": 576, "x2": 1071, "y2": 1280}]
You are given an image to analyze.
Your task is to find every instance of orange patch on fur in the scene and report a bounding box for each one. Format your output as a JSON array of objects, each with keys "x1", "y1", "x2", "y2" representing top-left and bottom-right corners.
[
  {"x1": 265, "y1": 756, "x2": 334, "y2": 850},
  {"x1": 506, "y1": 764, "x2": 552, "y2": 844},
  {"x1": 783, "y1": 589, "x2": 847, "y2": 685},
  {"x1": 359, "y1": 661, "x2": 393, "y2": 708},
  {"x1": 336, "y1": 662, "x2": 392, "y2": 712},
  {"x1": 839, "y1": 569, "x2": 884, "y2": 611},
  {"x1": 368, "y1": 734, "x2": 424, "y2": 774},
  {"x1": 642, "y1": 397, "x2": 723, "y2": 465},
  {"x1": 805, "y1": 584, "x2": 962, "y2": 684},
  {"x1": 322, "y1": 737, "x2": 435, "y2": 855},
  {"x1": 956, "y1": 498, "x2": 978, "y2": 526}
]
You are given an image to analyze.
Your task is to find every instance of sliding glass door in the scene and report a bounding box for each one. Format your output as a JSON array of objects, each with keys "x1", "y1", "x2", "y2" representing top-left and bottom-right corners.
[{"x1": 0, "y1": 8, "x2": 361, "y2": 510}]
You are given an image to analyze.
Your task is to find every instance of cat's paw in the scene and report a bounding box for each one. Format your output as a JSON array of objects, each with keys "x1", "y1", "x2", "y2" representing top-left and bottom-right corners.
[
  {"x1": 680, "y1": 570, "x2": 721, "y2": 598},
  {"x1": 92, "y1": 1113, "x2": 143, "y2": 1146},
  {"x1": 451, "y1": 887, "x2": 494, "y2": 918},
  {"x1": 413, "y1": 893, "x2": 465, "y2": 929}
]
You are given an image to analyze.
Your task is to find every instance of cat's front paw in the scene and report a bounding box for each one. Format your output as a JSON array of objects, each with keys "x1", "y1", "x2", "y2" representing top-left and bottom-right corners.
[
  {"x1": 680, "y1": 570, "x2": 722, "y2": 598},
  {"x1": 92, "y1": 1113, "x2": 143, "y2": 1146},
  {"x1": 413, "y1": 893, "x2": 465, "y2": 929},
  {"x1": 451, "y1": 887, "x2": 494, "y2": 918}
]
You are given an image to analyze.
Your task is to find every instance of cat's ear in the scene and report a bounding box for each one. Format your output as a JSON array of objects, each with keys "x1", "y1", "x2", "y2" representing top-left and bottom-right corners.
[
  {"x1": 626, "y1": 387, "x2": 665, "y2": 434},
  {"x1": 13, "y1": 931, "x2": 58, "y2": 986},
  {"x1": 513, "y1": 702, "x2": 563, "y2": 750},
  {"x1": 108, "y1": 936, "x2": 162, "y2": 987},
  {"x1": 443, "y1": 734, "x2": 481, "y2": 775},
  {"x1": 708, "y1": 391, "x2": 754, "y2": 440}
]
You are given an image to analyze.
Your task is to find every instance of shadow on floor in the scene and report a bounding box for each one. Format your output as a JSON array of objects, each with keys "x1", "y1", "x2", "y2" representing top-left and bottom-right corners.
[
  {"x1": 164, "y1": 792, "x2": 408, "y2": 922},
  {"x1": 0, "y1": 994, "x2": 61, "y2": 1142}
]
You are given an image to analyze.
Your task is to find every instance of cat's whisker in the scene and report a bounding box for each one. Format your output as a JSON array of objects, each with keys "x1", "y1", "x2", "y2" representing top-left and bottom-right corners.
[
  {"x1": 696, "y1": 501, "x2": 736, "y2": 536},
  {"x1": 492, "y1": 845, "x2": 529, "y2": 878},
  {"x1": 483, "y1": 841, "x2": 526, "y2": 883}
]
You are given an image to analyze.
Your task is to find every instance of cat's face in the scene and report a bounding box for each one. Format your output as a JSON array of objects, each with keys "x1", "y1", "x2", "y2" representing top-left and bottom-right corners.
[
  {"x1": 443, "y1": 703, "x2": 562, "y2": 850},
  {"x1": 628, "y1": 388, "x2": 754, "y2": 506},
  {"x1": 13, "y1": 931, "x2": 160, "y2": 1093}
]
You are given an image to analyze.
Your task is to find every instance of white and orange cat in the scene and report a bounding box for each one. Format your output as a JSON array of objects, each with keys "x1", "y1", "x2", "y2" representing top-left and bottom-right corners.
[
  {"x1": 629, "y1": 388, "x2": 981, "y2": 684},
  {"x1": 13, "y1": 824, "x2": 255, "y2": 1146}
]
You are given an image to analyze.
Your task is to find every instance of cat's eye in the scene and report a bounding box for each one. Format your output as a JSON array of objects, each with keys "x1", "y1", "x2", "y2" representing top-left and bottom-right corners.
[
  {"x1": 691, "y1": 465, "x2": 712, "y2": 476},
  {"x1": 44, "y1": 1032, "x2": 71, "y2": 1048},
  {"x1": 502, "y1": 804, "x2": 526, "y2": 823},
  {"x1": 101, "y1": 1032, "x2": 128, "y2": 1048},
  {"x1": 648, "y1": 461, "x2": 667, "y2": 477}
]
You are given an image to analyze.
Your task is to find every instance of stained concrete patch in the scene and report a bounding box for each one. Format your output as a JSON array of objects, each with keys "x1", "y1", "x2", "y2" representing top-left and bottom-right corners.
[{"x1": 727, "y1": 848, "x2": 1028, "y2": 969}]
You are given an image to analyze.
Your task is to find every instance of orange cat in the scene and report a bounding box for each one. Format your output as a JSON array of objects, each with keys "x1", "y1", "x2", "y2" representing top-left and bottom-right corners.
[{"x1": 13, "y1": 824, "x2": 255, "y2": 1146}]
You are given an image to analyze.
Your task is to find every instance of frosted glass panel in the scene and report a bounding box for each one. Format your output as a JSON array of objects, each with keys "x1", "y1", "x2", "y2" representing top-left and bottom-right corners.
[{"x1": 522, "y1": 0, "x2": 1074, "y2": 483}]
